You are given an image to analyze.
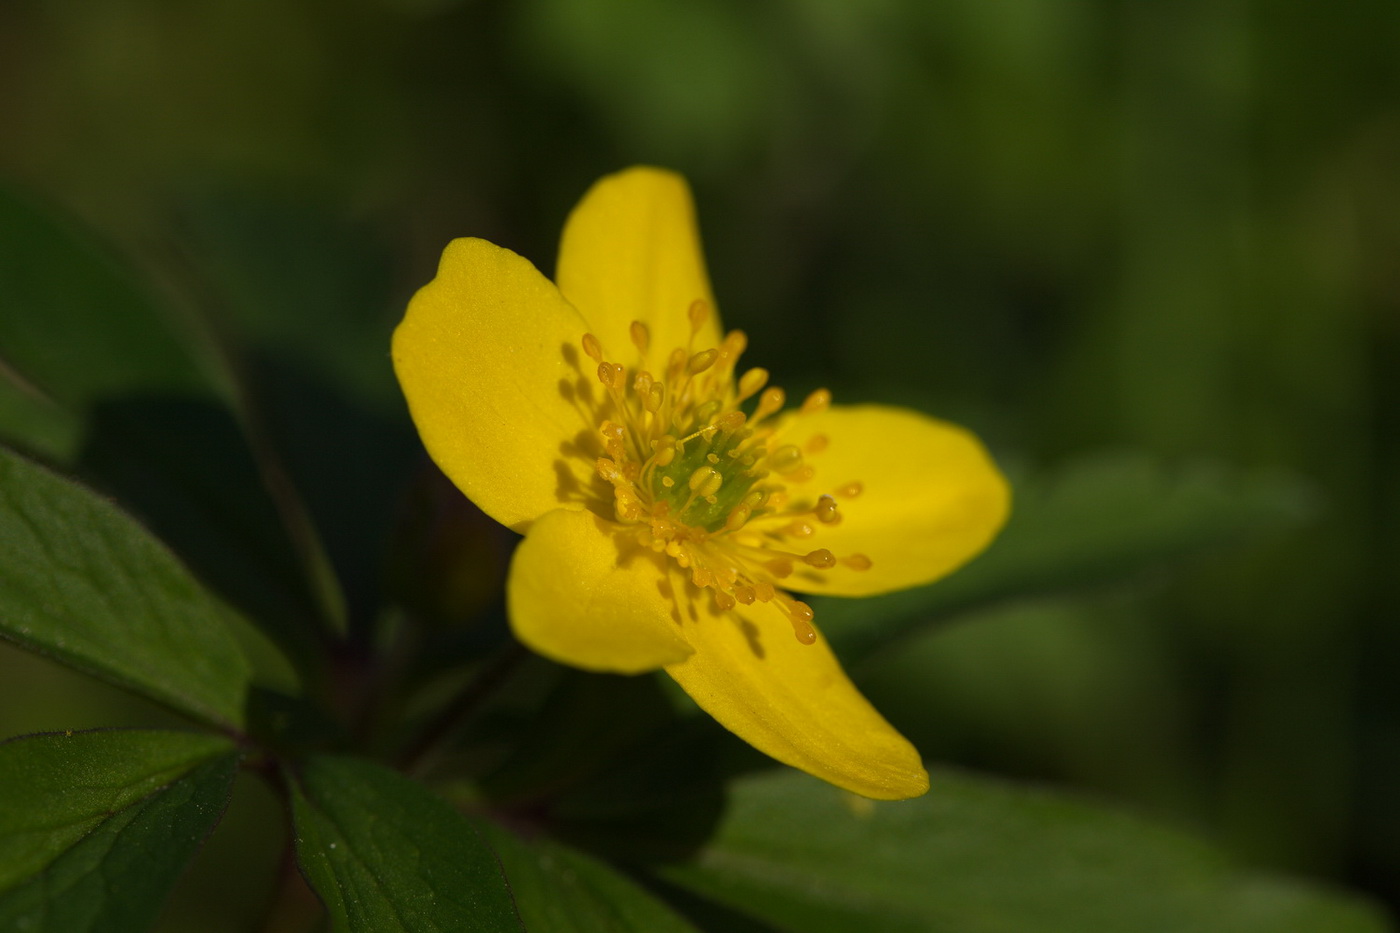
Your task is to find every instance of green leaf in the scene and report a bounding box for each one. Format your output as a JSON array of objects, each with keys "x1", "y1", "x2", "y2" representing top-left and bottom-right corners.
[
  {"x1": 0, "y1": 185, "x2": 224, "y2": 463},
  {"x1": 0, "y1": 446, "x2": 256, "y2": 729},
  {"x1": 0, "y1": 730, "x2": 238, "y2": 931},
  {"x1": 818, "y1": 453, "x2": 1316, "y2": 662},
  {"x1": 290, "y1": 756, "x2": 523, "y2": 932},
  {"x1": 659, "y1": 769, "x2": 1391, "y2": 933},
  {"x1": 481, "y1": 824, "x2": 701, "y2": 933}
]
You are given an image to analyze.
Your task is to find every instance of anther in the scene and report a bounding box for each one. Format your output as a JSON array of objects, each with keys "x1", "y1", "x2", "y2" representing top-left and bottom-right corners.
[
  {"x1": 714, "y1": 410, "x2": 746, "y2": 433},
  {"x1": 753, "y1": 387, "x2": 786, "y2": 422},
  {"x1": 768, "y1": 445, "x2": 804, "y2": 473},
  {"x1": 596, "y1": 458, "x2": 623, "y2": 483},
  {"x1": 803, "y1": 549, "x2": 837, "y2": 569},
  {"x1": 737, "y1": 368, "x2": 769, "y2": 401},
  {"x1": 597, "y1": 361, "x2": 625, "y2": 389},
  {"x1": 806, "y1": 434, "x2": 829, "y2": 454},
  {"x1": 688, "y1": 299, "x2": 710, "y2": 333},
  {"x1": 784, "y1": 520, "x2": 816, "y2": 538},
  {"x1": 835, "y1": 481, "x2": 864, "y2": 498},
  {"x1": 787, "y1": 601, "x2": 817, "y2": 645},
  {"x1": 765, "y1": 558, "x2": 794, "y2": 578},
  {"x1": 754, "y1": 581, "x2": 776, "y2": 602},
  {"x1": 629, "y1": 320, "x2": 650, "y2": 354},
  {"x1": 715, "y1": 591, "x2": 737, "y2": 611},
  {"x1": 688, "y1": 348, "x2": 719, "y2": 374},
  {"x1": 581, "y1": 333, "x2": 603, "y2": 362},
  {"x1": 843, "y1": 554, "x2": 873, "y2": 571},
  {"x1": 734, "y1": 585, "x2": 756, "y2": 605},
  {"x1": 645, "y1": 383, "x2": 664, "y2": 412},
  {"x1": 723, "y1": 507, "x2": 751, "y2": 532},
  {"x1": 688, "y1": 466, "x2": 723, "y2": 498},
  {"x1": 801, "y1": 388, "x2": 832, "y2": 415},
  {"x1": 814, "y1": 494, "x2": 840, "y2": 523}
]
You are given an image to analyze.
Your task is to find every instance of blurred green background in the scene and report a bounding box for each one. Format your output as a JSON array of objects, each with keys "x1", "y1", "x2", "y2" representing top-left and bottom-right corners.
[{"x1": 1, "y1": 0, "x2": 1396, "y2": 926}]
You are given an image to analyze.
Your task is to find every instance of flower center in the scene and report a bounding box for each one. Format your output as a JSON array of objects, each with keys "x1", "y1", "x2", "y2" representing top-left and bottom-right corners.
[{"x1": 582, "y1": 301, "x2": 870, "y2": 645}]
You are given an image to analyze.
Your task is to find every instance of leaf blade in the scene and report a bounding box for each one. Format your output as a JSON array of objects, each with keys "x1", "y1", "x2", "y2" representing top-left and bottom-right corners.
[
  {"x1": 290, "y1": 756, "x2": 523, "y2": 932},
  {"x1": 481, "y1": 824, "x2": 701, "y2": 933},
  {"x1": 0, "y1": 447, "x2": 256, "y2": 728},
  {"x1": 0, "y1": 730, "x2": 238, "y2": 932},
  {"x1": 658, "y1": 769, "x2": 1391, "y2": 933}
]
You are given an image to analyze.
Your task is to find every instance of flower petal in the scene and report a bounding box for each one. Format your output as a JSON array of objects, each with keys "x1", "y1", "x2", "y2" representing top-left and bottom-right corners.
[
  {"x1": 393, "y1": 238, "x2": 603, "y2": 532},
  {"x1": 556, "y1": 167, "x2": 724, "y2": 368},
  {"x1": 768, "y1": 405, "x2": 1010, "y2": 597},
  {"x1": 665, "y1": 589, "x2": 928, "y2": 800},
  {"x1": 508, "y1": 508, "x2": 694, "y2": 673}
]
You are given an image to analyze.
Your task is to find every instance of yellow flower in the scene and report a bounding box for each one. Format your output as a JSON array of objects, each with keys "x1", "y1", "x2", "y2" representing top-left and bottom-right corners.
[{"x1": 392, "y1": 167, "x2": 1010, "y2": 800}]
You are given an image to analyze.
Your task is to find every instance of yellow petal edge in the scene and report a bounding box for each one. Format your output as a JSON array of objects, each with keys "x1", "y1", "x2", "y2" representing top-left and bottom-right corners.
[
  {"x1": 508, "y1": 508, "x2": 694, "y2": 673},
  {"x1": 392, "y1": 238, "x2": 594, "y2": 532},
  {"x1": 666, "y1": 590, "x2": 929, "y2": 800}
]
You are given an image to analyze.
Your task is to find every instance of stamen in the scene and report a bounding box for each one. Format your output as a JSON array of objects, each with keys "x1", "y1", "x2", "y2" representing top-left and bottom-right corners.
[
  {"x1": 688, "y1": 299, "x2": 710, "y2": 333},
  {"x1": 768, "y1": 445, "x2": 803, "y2": 474},
  {"x1": 814, "y1": 494, "x2": 840, "y2": 524},
  {"x1": 843, "y1": 554, "x2": 873, "y2": 571},
  {"x1": 805, "y1": 433, "x2": 829, "y2": 454},
  {"x1": 629, "y1": 320, "x2": 650, "y2": 355},
  {"x1": 752, "y1": 387, "x2": 785, "y2": 423},
  {"x1": 737, "y1": 368, "x2": 769, "y2": 402},
  {"x1": 582, "y1": 333, "x2": 603, "y2": 362},
  {"x1": 835, "y1": 481, "x2": 863, "y2": 498},
  {"x1": 597, "y1": 361, "x2": 625, "y2": 389},
  {"x1": 803, "y1": 549, "x2": 837, "y2": 569},
  {"x1": 688, "y1": 348, "x2": 719, "y2": 374},
  {"x1": 786, "y1": 600, "x2": 817, "y2": 645},
  {"x1": 801, "y1": 388, "x2": 832, "y2": 415}
]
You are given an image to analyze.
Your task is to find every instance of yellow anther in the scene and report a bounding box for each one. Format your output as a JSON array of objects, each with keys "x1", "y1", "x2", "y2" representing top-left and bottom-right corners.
[
  {"x1": 688, "y1": 348, "x2": 719, "y2": 374},
  {"x1": 785, "y1": 520, "x2": 815, "y2": 538},
  {"x1": 667, "y1": 347, "x2": 687, "y2": 377},
  {"x1": 688, "y1": 298, "x2": 710, "y2": 332},
  {"x1": 737, "y1": 368, "x2": 769, "y2": 402},
  {"x1": 753, "y1": 387, "x2": 786, "y2": 423},
  {"x1": 768, "y1": 445, "x2": 804, "y2": 473},
  {"x1": 835, "y1": 481, "x2": 864, "y2": 498},
  {"x1": 801, "y1": 388, "x2": 832, "y2": 415},
  {"x1": 788, "y1": 601, "x2": 817, "y2": 645},
  {"x1": 742, "y1": 489, "x2": 768, "y2": 509},
  {"x1": 662, "y1": 476, "x2": 675, "y2": 487},
  {"x1": 581, "y1": 332, "x2": 603, "y2": 362},
  {"x1": 765, "y1": 558, "x2": 794, "y2": 578},
  {"x1": 707, "y1": 453, "x2": 720, "y2": 464},
  {"x1": 715, "y1": 591, "x2": 737, "y2": 611},
  {"x1": 723, "y1": 507, "x2": 751, "y2": 532},
  {"x1": 806, "y1": 433, "x2": 829, "y2": 454},
  {"x1": 719, "y1": 330, "x2": 748, "y2": 365},
  {"x1": 789, "y1": 465, "x2": 816, "y2": 484},
  {"x1": 645, "y1": 383, "x2": 664, "y2": 412},
  {"x1": 843, "y1": 554, "x2": 873, "y2": 571},
  {"x1": 597, "y1": 361, "x2": 625, "y2": 389},
  {"x1": 596, "y1": 458, "x2": 623, "y2": 483},
  {"x1": 688, "y1": 466, "x2": 723, "y2": 498},
  {"x1": 714, "y1": 410, "x2": 746, "y2": 433},
  {"x1": 654, "y1": 446, "x2": 676, "y2": 467},
  {"x1": 600, "y1": 420, "x2": 625, "y2": 440},
  {"x1": 803, "y1": 549, "x2": 837, "y2": 569},
  {"x1": 692, "y1": 567, "x2": 716, "y2": 588},
  {"x1": 754, "y1": 581, "x2": 776, "y2": 602},
  {"x1": 629, "y1": 320, "x2": 650, "y2": 354},
  {"x1": 734, "y1": 585, "x2": 756, "y2": 605},
  {"x1": 814, "y1": 494, "x2": 840, "y2": 523},
  {"x1": 634, "y1": 370, "x2": 654, "y2": 396}
]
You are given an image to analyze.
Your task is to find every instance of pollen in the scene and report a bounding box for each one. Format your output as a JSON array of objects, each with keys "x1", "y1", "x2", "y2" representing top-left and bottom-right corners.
[{"x1": 581, "y1": 309, "x2": 868, "y2": 645}]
